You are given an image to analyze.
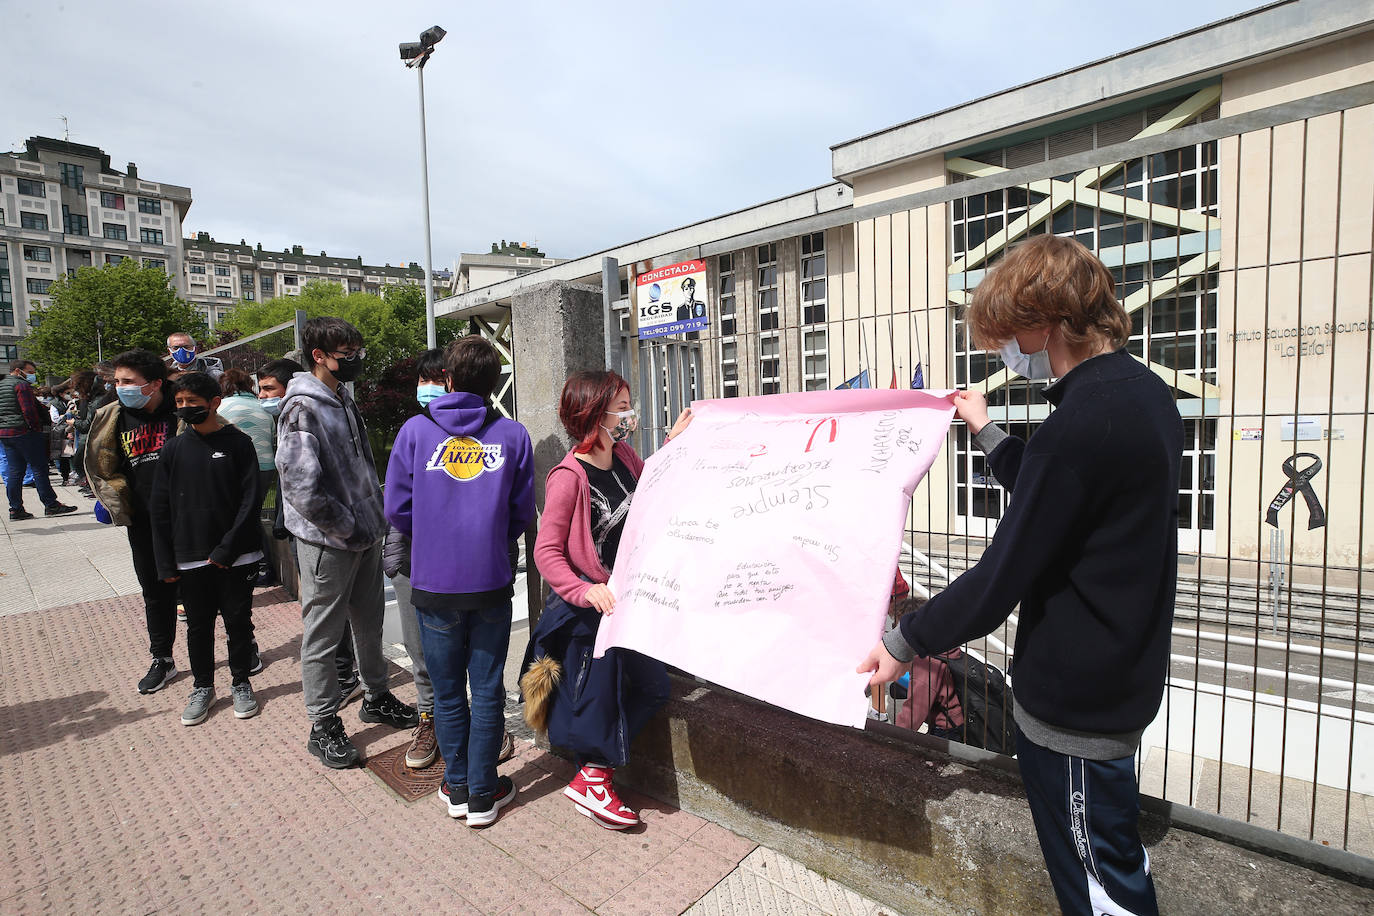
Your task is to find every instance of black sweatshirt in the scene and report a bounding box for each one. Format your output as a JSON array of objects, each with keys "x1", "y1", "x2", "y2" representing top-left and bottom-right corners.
[
  {"x1": 149, "y1": 423, "x2": 263, "y2": 580},
  {"x1": 886, "y1": 350, "x2": 1183, "y2": 738}
]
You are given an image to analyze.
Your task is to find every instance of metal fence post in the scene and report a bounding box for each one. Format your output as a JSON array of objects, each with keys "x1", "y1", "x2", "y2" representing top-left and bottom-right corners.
[
  {"x1": 602, "y1": 257, "x2": 620, "y2": 371},
  {"x1": 293, "y1": 309, "x2": 307, "y2": 355}
]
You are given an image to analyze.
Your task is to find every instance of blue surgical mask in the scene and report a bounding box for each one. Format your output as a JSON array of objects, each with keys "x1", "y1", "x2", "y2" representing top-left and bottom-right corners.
[
  {"x1": 170, "y1": 346, "x2": 196, "y2": 365},
  {"x1": 116, "y1": 384, "x2": 152, "y2": 410},
  {"x1": 25, "y1": 373, "x2": 37, "y2": 383},
  {"x1": 416, "y1": 384, "x2": 446, "y2": 407},
  {"x1": 260, "y1": 397, "x2": 282, "y2": 416},
  {"x1": 999, "y1": 332, "x2": 1053, "y2": 381}
]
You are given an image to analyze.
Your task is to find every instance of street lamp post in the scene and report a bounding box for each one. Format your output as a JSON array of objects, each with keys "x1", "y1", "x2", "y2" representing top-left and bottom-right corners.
[
  {"x1": 95, "y1": 320, "x2": 104, "y2": 363},
  {"x1": 400, "y1": 25, "x2": 446, "y2": 351}
]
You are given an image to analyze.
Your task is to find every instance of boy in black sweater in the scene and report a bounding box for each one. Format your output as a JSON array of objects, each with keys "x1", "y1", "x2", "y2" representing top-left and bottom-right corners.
[
  {"x1": 150, "y1": 372, "x2": 265, "y2": 725},
  {"x1": 860, "y1": 236, "x2": 1181, "y2": 916}
]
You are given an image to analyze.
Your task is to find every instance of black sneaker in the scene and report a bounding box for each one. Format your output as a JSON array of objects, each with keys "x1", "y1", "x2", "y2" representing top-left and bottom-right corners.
[
  {"x1": 44, "y1": 502, "x2": 78, "y2": 517},
  {"x1": 137, "y1": 657, "x2": 178, "y2": 694},
  {"x1": 359, "y1": 690, "x2": 419, "y2": 729},
  {"x1": 308, "y1": 715, "x2": 361, "y2": 769},
  {"x1": 10, "y1": 508, "x2": 34, "y2": 521},
  {"x1": 467, "y1": 776, "x2": 517, "y2": 828}
]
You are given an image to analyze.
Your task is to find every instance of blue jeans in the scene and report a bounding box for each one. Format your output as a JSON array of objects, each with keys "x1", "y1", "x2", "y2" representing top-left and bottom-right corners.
[
  {"x1": 416, "y1": 602, "x2": 512, "y2": 798},
  {"x1": 1, "y1": 432, "x2": 58, "y2": 512}
]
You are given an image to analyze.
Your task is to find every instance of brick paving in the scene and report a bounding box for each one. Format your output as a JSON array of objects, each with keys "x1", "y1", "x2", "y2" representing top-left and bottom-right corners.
[{"x1": 0, "y1": 590, "x2": 761, "y2": 915}]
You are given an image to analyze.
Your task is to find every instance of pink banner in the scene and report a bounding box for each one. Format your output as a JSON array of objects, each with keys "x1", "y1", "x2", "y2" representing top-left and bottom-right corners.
[{"x1": 593, "y1": 389, "x2": 956, "y2": 728}]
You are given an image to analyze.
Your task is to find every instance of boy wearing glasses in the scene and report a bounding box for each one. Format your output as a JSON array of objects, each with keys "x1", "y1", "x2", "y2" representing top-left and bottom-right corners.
[{"x1": 277, "y1": 317, "x2": 418, "y2": 769}]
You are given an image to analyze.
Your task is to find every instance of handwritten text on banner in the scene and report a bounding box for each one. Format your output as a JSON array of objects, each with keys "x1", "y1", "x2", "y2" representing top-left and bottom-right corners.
[{"x1": 593, "y1": 389, "x2": 956, "y2": 728}]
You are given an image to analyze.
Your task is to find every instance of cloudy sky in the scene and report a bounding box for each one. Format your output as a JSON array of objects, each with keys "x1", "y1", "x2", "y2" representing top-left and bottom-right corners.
[{"x1": 9, "y1": 0, "x2": 1260, "y2": 269}]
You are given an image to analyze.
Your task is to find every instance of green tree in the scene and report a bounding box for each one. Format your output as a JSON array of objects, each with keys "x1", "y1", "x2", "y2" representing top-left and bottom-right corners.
[
  {"x1": 24, "y1": 260, "x2": 207, "y2": 378},
  {"x1": 218, "y1": 279, "x2": 467, "y2": 445}
]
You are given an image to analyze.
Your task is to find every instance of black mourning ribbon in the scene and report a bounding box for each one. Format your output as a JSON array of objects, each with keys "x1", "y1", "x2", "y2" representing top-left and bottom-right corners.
[{"x1": 1266, "y1": 452, "x2": 1326, "y2": 530}]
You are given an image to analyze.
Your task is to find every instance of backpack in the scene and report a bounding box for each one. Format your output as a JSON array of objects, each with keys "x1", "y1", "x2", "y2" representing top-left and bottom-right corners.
[{"x1": 935, "y1": 651, "x2": 1016, "y2": 756}]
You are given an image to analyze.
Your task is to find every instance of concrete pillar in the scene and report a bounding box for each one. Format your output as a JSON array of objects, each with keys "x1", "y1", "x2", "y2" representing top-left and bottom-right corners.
[{"x1": 512, "y1": 280, "x2": 608, "y2": 624}]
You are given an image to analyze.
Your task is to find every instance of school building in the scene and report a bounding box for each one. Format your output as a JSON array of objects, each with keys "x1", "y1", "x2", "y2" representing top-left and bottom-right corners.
[{"x1": 437, "y1": 0, "x2": 1374, "y2": 574}]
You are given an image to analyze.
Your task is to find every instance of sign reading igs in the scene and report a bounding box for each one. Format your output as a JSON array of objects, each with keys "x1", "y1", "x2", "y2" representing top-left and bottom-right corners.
[{"x1": 637, "y1": 259, "x2": 709, "y2": 339}]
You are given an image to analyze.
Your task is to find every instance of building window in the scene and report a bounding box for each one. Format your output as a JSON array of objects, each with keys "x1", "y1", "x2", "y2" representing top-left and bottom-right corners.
[
  {"x1": 803, "y1": 328, "x2": 828, "y2": 391},
  {"x1": 348, "y1": 281, "x2": 361, "y2": 292},
  {"x1": 0, "y1": 345, "x2": 17, "y2": 361},
  {"x1": 60, "y1": 163, "x2": 84, "y2": 190},
  {"x1": 241, "y1": 271, "x2": 253, "y2": 288},
  {"x1": 23, "y1": 245, "x2": 52, "y2": 262},
  {"x1": 215, "y1": 289, "x2": 233, "y2": 298},
  {"x1": 62, "y1": 206, "x2": 88, "y2": 236},
  {"x1": 106, "y1": 254, "x2": 124, "y2": 265},
  {"x1": 100, "y1": 191, "x2": 125, "y2": 210},
  {"x1": 283, "y1": 275, "x2": 298, "y2": 286},
  {"x1": 801, "y1": 231, "x2": 827, "y2": 325},
  {"x1": 260, "y1": 274, "x2": 274, "y2": 294},
  {"x1": 244, "y1": 290, "x2": 254, "y2": 301},
  {"x1": 20, "y1": 212, "x2": 48, "y2": 231},
  {"x1": 26, "y1": 278, "x2": 52, "y2": 295},
  {"x1": 103, "y1": 224, "x2": 127, "y2": 241},
  {"x1": 190, "y1": 264, "x2": 206, "y2": 274},
  {"x1": 143, "y1": 258, "x2": 165, "y2": 271},
  {"x1": 214, "y1": 265, "x2": 230, "y2": 277},
  {"x1": 17, "y1": 178, "x2": 46, "y2": 198},
  {"x1": 139, "y1": 228, "x2": 164, "y2": 245},
  {"x1": 756, "y1": 243, "x2": 779, "y2": 337},
  {"x1": 717, "y1": 253, "x2": 738, "y2": 397},
  {"x1": 760, "y1": 334, "x2": 781, "y2": 396},
  {"x1": 0, "y1": 244, "x2": 12, "y2": 326},
  {"x1": 137, "y1": 198, "x2": 162, "y2": 215}
]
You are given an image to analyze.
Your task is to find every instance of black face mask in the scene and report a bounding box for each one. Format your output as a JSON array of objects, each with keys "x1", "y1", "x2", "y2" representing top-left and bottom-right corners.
[
  {"x1": 176, "y1": 405, "x2": 211, "y2": 426},
  {"x1": 331, "y1": 354, "x2": 364, "y2": 382}
]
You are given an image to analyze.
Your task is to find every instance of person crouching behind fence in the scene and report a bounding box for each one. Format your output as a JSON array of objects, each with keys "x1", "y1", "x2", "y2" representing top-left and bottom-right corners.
[
  {"x1": 524, "y1": 370, "x2": 691, "y2": 830},
  {"x1": 147, "y1": 372, "x2": 265, "y2": 725},
  {"x1": 858, "y1": 235, "x2": 1182, "y2": 916},
  {"x1": 384, "y1": 336, "x2": 535, "y2": 828}
]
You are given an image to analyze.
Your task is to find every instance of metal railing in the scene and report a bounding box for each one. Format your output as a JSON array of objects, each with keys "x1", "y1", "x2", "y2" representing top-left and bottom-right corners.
[{"x1": 624, "y1": 81, "x2": 1374, "y2": 858}]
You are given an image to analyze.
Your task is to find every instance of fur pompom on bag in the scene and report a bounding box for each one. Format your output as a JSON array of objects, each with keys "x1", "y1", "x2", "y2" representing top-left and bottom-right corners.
[{"x1": 520, "y1": 656, "x2": 562, "y2": 732}]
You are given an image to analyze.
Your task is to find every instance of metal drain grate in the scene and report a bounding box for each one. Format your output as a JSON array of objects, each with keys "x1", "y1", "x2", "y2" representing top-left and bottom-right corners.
[{"x1": 365, "y1": 742, "x2": 445, "y2": 803}]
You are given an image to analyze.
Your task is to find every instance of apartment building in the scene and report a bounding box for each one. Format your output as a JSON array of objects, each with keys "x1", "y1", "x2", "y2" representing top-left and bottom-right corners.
[
  {"x1": 0, "y1": 137, "x2": 191, "y2": 362},
  {"x1": 453, "y1": 241, "x2": 565, "y2": 294},
  {"x1": 182, "y1": 233, "x2": 433, "y2": 328}
]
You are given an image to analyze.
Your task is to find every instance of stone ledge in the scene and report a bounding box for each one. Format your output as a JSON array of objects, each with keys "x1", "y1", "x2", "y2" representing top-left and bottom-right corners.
[{"x1": 603, "y1": 676, "x2": 1374, "y2": 915}]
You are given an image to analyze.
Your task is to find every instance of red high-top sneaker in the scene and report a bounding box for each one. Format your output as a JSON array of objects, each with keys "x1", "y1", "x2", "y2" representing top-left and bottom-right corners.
[{"x1": 563, "y1": 763, "x2": 639, "y2": 829}]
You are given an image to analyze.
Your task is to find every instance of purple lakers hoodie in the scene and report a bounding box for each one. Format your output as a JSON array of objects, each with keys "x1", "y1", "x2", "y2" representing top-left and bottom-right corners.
[{"x1": 383, "y1": 391, "x2": 536, "y2": 608}]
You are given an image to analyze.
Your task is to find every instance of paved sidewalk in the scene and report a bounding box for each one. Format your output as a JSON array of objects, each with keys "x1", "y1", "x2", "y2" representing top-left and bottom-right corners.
[
  {"x1": 0, "y1": 491, "x2": 892, "y2": 915},
  {"x1": 0, "y1": 482, "x2": 139, "y2": 616}
]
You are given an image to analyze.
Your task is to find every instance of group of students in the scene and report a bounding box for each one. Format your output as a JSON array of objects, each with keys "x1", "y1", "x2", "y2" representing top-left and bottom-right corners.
[{"x1": 20, "y1": 234, "x2": 1178, "y2": 912}]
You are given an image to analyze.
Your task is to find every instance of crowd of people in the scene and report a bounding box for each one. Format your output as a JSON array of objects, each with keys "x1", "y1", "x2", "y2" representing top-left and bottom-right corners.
[{"x1": 0, "y1": 235, "x2": 1180, "y2": 913}]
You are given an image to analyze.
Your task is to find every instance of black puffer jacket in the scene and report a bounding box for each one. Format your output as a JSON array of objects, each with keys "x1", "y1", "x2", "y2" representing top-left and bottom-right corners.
[{"x1": 382, "y1": 525, "x2": 411, "y2": 579}]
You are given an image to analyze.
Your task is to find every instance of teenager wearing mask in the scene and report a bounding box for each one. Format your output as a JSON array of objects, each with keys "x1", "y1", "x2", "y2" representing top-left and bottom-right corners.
[
  {"x1": 149, "y1": 372, "x2": 264, "y2": 725},
  {"x1": 385, "y1": 338, "x2": 535, "y2": 826},
  {"x1": 84, "y1": 349, "x2": 182, "y2": 693},
  {"x1": 277, "y1": 318, "x2": 417, "y2": 769},
  {"x1": 525, "y1": 370, "x2": 691, "y2": 829},
  {"x1": 858, "y1": 235, "x2": 1182, "y2": 915},
  {"x1": 1, "y1": 359, "x2": 78, "y2": 520},
  {"x1": 258, "y1": 357, "x2": 363, "y2": 701}
]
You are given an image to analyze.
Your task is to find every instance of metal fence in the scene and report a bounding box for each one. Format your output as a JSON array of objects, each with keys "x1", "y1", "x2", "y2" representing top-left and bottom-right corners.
[{"x1": 626, "y1": 82, "x2": 1374, "y2": 857}]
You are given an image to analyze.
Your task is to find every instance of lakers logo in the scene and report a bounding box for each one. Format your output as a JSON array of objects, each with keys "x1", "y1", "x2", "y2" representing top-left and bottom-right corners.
[{"x1": 425, "y1": 436, "x2": 505, "y2": 481}]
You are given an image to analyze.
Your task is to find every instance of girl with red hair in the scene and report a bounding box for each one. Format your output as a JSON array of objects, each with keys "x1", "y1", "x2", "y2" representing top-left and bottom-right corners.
[{"x1": 525, "y1": 370, "x2": 690, "y2": 829}]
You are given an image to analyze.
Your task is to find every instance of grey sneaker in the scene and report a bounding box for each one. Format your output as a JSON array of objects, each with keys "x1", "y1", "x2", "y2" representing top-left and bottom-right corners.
[
  {"x1": 181, "y1": 686, "x2": 216, "y2": 726},
  {"x1": 231, "y1": 683, "x2": 260, "y2": 719}
]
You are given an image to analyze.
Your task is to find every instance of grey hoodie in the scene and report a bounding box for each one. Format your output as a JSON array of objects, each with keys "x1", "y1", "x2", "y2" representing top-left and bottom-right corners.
[{"x1": 276, "y1": 371, "x2": 385, "y2": 551}]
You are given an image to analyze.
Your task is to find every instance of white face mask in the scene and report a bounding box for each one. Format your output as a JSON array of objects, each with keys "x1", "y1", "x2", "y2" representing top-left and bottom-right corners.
[{"x1": 999, "y1": 331, "x2": 1053, "y2": 381}]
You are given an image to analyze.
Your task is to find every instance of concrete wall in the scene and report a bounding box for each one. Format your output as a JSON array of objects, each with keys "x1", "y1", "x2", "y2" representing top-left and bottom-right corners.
[
  {"x1": 511, "y1": 280, "x2": 608, "y2": 620},
  {"x1": 613, "y1": 677, "x2": 1374, "y2": 915}
]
